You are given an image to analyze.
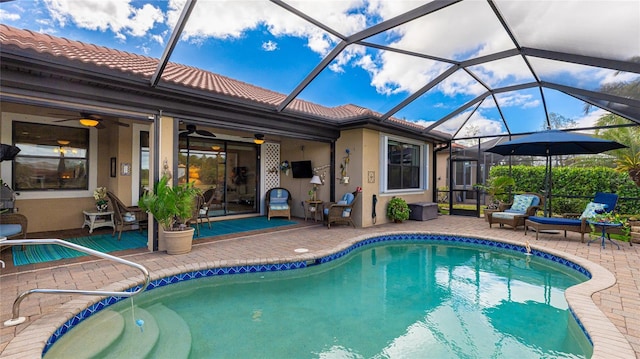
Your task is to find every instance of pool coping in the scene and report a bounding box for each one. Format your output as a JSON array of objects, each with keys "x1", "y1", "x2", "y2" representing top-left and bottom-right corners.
[{"x1": 3, "y1": 231, "x2": 635, "y2": 358}]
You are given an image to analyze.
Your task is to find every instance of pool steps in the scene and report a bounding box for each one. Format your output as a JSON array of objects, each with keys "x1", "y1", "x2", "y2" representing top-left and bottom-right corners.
[
  {"x1": 44, "y1": 304, "x2": 191, "y2": 358},
  {"x1": 43, "y1": 310, "x2": 125, "y2": 358},
  {"x1": 146, "y1": 304, "x2": 192, "y2": 358}
]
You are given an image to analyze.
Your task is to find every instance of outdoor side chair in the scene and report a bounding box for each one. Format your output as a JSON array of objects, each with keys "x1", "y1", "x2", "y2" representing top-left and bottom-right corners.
[
  {"x1": 323, "y1": 191, "x2": 359, "y2": 229},
  {"x1": 187, "y1": 194, "x2": 205, "y2": 237},
  {"x1": 266, "y1": 187, "x2": 291, "y2": 220},
  {"x1": 198, "y1": 189, "x2": 216, "y2": 229},
  {"x1": 106, "y1": 191, "x2": 148, "y2": 240}
]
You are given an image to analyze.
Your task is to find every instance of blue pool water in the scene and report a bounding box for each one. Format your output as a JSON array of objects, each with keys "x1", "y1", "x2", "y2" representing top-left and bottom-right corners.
[{"x1": 44, "y1": 238, "x2": 592, "y2": 358}]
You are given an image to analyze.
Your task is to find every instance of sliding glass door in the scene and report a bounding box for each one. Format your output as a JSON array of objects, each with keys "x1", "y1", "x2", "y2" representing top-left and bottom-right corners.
[{"x1": 178, "y1": 136, "x2": 258, "y2": 217}]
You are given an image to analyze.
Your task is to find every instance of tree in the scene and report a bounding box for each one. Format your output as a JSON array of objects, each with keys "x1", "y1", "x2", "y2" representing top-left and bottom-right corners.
[
  {"x1": 543, "y1": 112, "x2": 577, "y2": 131},
  {"x1": 594, "y1": 114, "x2": 640, "y2": 186}
]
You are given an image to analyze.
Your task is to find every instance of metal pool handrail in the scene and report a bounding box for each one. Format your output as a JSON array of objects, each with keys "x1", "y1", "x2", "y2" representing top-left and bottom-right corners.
[{"x1": 0, "y1": 237, "x2": 151, "y2": 327}]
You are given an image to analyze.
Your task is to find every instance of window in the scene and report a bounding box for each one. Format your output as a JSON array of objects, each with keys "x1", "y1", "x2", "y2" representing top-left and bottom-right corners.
[
  {"x1": 382, "y1": 135, "x2": 427, "y2": 192},
  {"x1": 12, "y1": 122, "x2": 89, "y2": 191}
]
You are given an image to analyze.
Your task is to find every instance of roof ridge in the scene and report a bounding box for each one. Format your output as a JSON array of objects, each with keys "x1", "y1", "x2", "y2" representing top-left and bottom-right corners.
[{"x1": 0, "y1": 24, "x2": 430, "y2": 128}]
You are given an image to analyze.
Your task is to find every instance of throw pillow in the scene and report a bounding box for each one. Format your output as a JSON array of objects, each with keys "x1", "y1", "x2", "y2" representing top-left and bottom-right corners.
[
  {"x1": 341, "y1": 192, "x2": 355, "y2": 205},
  {"x1": 580, "y1": 202, "x2": 608, "y2": 219},
  {"x1": 509, "y1": 194, "x2": 534, "y2": 213}
]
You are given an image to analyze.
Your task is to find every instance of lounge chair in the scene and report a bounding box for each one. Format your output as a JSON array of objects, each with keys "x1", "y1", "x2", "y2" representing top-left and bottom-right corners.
[
  {"x1": 266, "y1": 187, "x2": 291, "y2": 220},
  {"x1": 525, "y1": 192, "x2": 618, "y2": 242},
  {"x1": 487, "y1": 193, "x2": 543, "y2": 230},
  {"x1": 323, "y1": 191, "x2": 359, "y2": 228},
  {"x1": 106, "y1": 191, "x2": 148, "y2": 240}
]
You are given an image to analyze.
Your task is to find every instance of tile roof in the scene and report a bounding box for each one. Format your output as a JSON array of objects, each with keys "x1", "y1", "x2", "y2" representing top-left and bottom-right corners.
[{"x1": 0, "y1": 24, "x2": 433, "y2": 133}]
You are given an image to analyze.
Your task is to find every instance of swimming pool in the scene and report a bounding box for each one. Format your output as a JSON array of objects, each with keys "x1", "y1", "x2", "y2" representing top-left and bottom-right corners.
[{"x1": 43, "y1": 234, "x2": 593, "y2": 358}]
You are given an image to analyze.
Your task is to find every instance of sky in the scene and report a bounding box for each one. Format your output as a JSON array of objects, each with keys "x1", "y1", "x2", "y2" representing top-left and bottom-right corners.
[{"x1": 1, "y1": 0, "x2": 638, "y2": 141}]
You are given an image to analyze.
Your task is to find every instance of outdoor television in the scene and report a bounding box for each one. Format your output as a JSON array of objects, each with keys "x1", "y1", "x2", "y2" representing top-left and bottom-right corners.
[{"x1": 291, "y1": 160, "x2": 313, "y2": 178}]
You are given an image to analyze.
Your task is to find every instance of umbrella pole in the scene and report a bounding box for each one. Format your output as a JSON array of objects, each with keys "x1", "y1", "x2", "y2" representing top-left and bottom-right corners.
[
  {"x1": 548, "y1": 154, "x2": 552, "y2": 217},
  {"x1": 543, "y1": 150, "x2": 553, "y2": 217}
]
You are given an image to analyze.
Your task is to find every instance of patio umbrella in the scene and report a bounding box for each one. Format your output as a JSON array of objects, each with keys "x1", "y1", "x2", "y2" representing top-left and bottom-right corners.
[{"x1": 485, "y1": 129, "x2": 626, "y2": 215}]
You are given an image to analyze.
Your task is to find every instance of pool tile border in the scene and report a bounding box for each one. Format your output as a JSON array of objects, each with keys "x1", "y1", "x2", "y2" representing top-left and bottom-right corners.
[{"x1": 43, "y1": 233, "x2": 594, "y2": 355}]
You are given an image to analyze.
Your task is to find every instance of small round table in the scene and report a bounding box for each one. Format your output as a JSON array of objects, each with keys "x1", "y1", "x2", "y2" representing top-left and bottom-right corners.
[
  {"x1": 305, "y1": 200, "x2": 323, "y2": 222},
  {"x1": 587, "y1": 221, "x2": 621, "y2": 249},
  {"x1": 82, "y1": 210, "x2": 115, "y2": 234}
]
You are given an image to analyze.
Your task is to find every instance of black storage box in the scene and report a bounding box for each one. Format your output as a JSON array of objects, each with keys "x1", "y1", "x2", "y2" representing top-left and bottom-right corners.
[{"x1": 408, "y1": 202, "x2": 438, "y2": 221}]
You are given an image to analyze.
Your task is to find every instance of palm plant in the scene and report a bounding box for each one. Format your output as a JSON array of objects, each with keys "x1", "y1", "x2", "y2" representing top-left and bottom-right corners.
[{"x1": 139, "y1": 175, "x2": 201, "y2": 231}]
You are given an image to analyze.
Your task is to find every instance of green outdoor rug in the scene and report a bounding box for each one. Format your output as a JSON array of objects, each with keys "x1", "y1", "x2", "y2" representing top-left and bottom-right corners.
[{"x1": 12, "y1": 217, "x2": 298, "y2": 266}]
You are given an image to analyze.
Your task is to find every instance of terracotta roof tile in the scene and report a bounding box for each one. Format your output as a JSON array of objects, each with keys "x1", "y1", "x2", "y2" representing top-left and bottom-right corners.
[{"x1": 1, "y1": 24, "x2": 434, "y2": 133}]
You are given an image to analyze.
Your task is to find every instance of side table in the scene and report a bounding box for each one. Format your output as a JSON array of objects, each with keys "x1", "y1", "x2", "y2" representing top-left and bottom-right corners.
[
  {"x1": 305, "y1": 200, "x2": 323, "y2": 222},
  {"x1": 82, "y1": 210, "x2": 115, "y2": 234},
  {"x1": 587, "y1": 221, "x2": 621, "y2": 249}
]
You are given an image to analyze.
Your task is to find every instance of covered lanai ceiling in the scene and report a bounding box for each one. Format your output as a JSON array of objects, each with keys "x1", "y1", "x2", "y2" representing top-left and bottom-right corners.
[{"x1": 1, "y1": 0, "x2": 639, "y2": 141}]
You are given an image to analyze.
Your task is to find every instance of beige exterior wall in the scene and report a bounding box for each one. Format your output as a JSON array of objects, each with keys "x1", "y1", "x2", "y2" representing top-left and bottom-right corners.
[
  {"x1": 278, "y1": 140, "x2": 331, "y2": 219},
  {"x1": 2, "y1": 108, "x2": 437, "y2": 233},
  {"x1": 436, "y1": 151, "x2": 449, "y2": 190},
  {"x1": 1, "y1": 110, "x2": 142, "y2": 233},
  {"x1": 336, "y1": 128, "x2": 435, "y2": 228}
]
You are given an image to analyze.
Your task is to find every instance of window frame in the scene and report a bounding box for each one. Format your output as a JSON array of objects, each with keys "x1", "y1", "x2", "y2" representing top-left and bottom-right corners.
[
  {"x1": 0, "y1": 115, "x2": 98, "y2": 200},
  {"x1": 379, "y1": 134, "x2": 429, "y2": 195}
]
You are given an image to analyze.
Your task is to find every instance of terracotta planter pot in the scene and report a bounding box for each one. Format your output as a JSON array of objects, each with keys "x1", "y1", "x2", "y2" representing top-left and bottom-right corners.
[{"x1": 162, "y1": 227, "x2": 195, "y2": 255}]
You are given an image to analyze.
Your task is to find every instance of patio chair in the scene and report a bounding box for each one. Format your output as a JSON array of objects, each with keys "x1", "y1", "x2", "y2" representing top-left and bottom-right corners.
[
  {"x1": 0, "y1": 212, "x2": 28, "y2": 251},
  {"x1": 106, "y1": 191, "x2": 148, "y2": 240},
  {"x1": 198, "y1": 189, "x2": 216, "y2": 229},
  {"x1": 323, "y1": 191, "x2": 359, "y2": 229},
  {"x1": 525, "y1": 192, "x2": 618, "y2": 242},
  {"x1": 187, "y1": 194, "x2": 205, "y2": 237},
  {"x1": 486, "y1": 193, "x2": 543, "y2": 230},
  {"x1": 266, "y1": 187, "x2": 291, "y2": 220}
]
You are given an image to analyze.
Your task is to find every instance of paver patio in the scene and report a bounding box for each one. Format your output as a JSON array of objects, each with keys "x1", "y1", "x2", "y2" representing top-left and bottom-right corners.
[{"x1": 1, "y1": 215, "x2": 639, "y2": 358}]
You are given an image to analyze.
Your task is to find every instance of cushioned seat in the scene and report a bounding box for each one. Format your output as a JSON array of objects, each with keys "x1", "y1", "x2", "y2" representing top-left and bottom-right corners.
[
  {"x1": 0, "y1": 213, "x2": 28, "y2": 252},
  {"x1": 266, "y1": 187, "x2": 291, "y2": 220},
  {"x1": 487, "y1": 193, "x2": 543, "y2": 230},
  {"x1": 0, "y1": 224, "x2": 22, "y2": 237},
  {"x1": 525, "y1": 192, "x2": 618, "y2": 242},
  {"x1": 323, "y1": 191, "x2": 359, "y2": 228}
]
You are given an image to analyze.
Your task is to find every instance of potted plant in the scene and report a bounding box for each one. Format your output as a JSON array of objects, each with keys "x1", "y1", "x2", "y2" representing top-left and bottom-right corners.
[
  {"x1": 387, "y1": 196, "x2": 410, "y2": 223},
  {"x1": 138, "y1": 175, "x2": 201, "y2": 254},
  {"x1": 474, "y1": 175, "x2": 515, "y2": 209}
]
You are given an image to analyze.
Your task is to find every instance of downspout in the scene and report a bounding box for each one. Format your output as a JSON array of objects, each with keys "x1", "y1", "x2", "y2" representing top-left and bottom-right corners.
[
  {"x1": 330, "y1": 141, "x2": 336, "y2": 202},
  {"x1": 434, "y1": 141, "x2": 451, "y2": 203},
  {"x1": 151, "y1": 110, "x2": 161, "y2": 251}
]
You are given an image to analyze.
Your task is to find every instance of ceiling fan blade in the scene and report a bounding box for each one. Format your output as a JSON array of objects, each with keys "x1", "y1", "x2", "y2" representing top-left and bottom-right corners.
[
  {"x1": 53, "y1": 118, "x2": 76, "y2": 123},
  {"x1": 195, "y1": 129, "x2": 216, "y2": 137},
  {"x1": 95, "y1": 121, "x2": 106, "y2": 129},
  {"x1": 114, "y1": 121, "x2": 130, "y2": 127}
]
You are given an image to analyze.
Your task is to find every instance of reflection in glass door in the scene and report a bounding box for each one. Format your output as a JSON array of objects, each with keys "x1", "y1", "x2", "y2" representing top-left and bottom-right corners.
[
  {"x1": 449, "y1": 158, "x2": 480, "y2": 217},
  {"x1": 179, "y1": 136, "x2": 258, "y2": 217}
]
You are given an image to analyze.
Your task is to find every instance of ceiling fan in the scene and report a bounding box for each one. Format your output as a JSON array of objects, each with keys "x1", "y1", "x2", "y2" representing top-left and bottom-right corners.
[
  {"x1": 52, "y1": 112, "x2": 129, "y2": 129},
  {"x1": 179, "y1": 124, "x2": 216, "y2": 138}
]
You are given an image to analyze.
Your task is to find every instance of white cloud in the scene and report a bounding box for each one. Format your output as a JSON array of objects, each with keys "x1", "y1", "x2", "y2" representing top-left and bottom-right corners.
[
  {"x1": 151, "y1": 34, "x2": 164, "y2": 46},
  {"x1": 410, "y1": 111, "x2": 504, "y2": 138},
  {"x1": 261, "y1": 40, "x2": 278, "y2": 52},
  {"x1": 43, "y1": 0, "x2": 164, "y2": 40},
  {"x1": 0, "y1": 9, "x2": 21, "y2": 22},
  {"x1": 495, "y1": 93, "x2": 540, "y2": 110},
  {"x1": 574, "y1": 108, "x2": 608, "y2": 129}
]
